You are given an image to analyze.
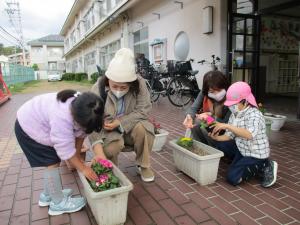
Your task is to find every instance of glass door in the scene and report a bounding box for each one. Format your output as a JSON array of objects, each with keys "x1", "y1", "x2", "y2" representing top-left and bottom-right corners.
[{"x1": 227, "y1": 0, "x2": 260, "y2": 96}]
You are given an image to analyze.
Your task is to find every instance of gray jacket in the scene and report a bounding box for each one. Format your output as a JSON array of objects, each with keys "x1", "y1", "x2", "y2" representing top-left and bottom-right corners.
[
  {"x1": 88, "y1": 76, "x2": 154, "y2": 147},
  {"x1": 186, "y1": 92, "x2": 231, "y2": 123}
]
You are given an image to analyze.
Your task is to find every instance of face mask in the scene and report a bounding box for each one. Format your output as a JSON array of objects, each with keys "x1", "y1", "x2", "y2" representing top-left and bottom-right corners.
[
  {"x1": 112, "y1": 89, "x2": 128, "y2": 99},
  {"x1": 228, "y1": 104, "x2": 239, "y2": 115},
  {"x1": 208, "y1": 89, "x2": 226, "y2": 102}
]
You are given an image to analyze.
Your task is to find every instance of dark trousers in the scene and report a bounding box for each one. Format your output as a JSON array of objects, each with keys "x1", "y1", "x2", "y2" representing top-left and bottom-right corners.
[{"x1": 216, "y1": 140, "x2": 268, "y2": 186}]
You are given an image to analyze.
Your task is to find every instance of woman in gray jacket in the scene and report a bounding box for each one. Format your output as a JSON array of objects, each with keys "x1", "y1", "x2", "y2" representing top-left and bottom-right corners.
[
  {"x1": 89, "y1": 48, "x2": 155, "y2": 182},
  {"x1": 183, "y1": 71, "x2": 231, "y2": 147}
]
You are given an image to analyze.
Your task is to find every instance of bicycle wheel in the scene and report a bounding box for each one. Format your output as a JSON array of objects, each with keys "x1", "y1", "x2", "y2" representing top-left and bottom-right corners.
[
  {"x1": 146, "y1": 80, "x2": 160, "y2": 102},
  {"x1": 167, "y1": 77, "x2": 193, "y2": 107}
]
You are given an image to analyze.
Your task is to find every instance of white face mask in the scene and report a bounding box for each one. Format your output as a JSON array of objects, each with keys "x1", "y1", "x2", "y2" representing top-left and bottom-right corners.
[
  {"x1": 208, "y1": 89, "x2": 226, "y2": 102},
  {"x1": 112, "y1": 89, "x2": 128, "y2": 99}
]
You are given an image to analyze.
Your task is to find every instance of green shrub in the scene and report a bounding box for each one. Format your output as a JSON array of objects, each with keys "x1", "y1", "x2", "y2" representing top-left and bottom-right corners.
[
  {"x1": 74, "y1": 73, "x2": 88, "y2": 81},
  {"x1": 90, "y1": 69, "x2": 105, "y2": 84},
  {"x1": 62, "y1": 73, "x2": 75, "y2": 81},
  {"x1": 90, "y1": 72, "x2": 100, "y2": 84},
  {"x1": 62, "y1": 73, "x2": 88, "y2": 81}
]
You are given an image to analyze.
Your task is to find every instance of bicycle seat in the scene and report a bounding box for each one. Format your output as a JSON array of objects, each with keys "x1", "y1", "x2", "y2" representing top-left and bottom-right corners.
[{"x1": 190, "y1": 70, "x2": 199, "y2": 76}]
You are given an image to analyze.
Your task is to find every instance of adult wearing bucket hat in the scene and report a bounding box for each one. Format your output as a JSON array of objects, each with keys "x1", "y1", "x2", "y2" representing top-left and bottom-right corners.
[
  {"x1": 209, "y1": 81, "x2": 278, "y2": 188},
  {"x1": 88, "y1": 48, "x2": 155, "y2": 182}
]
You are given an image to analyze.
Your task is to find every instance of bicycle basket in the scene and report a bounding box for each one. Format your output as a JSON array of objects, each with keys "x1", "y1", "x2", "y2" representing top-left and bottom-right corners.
[
  {"x1": 176, "y1": 61, "x2": 192, "y2": 74},
  {"x1": 167, "y1": 60, "x2": 177, "y2": 73},
  {"x1": 153, "y1": 79, "x2": 164, "y2": 92}
]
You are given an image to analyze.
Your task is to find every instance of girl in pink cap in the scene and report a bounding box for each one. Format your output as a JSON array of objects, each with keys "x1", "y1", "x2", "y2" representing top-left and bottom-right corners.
[{"x1": 209, "y1": 81, "x2": 278, "y2": 187}]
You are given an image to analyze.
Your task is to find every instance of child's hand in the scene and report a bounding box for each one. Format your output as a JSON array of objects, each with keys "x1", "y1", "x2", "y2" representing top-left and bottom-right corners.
[
  {"x1": 104, "y1": 119, "x2": 121, "y2": 131},
  {"x1": 183, "y1": 114, "x2": 193, "y2": 129},
  {"x1": 210, "y1": 122, "x2": 228, "y2": 136},
  {"x1": 91, "y1": 155, "x2": 107, "y2": 165},
  {"x1": 82, "y1": 165, "x2": 98, "y2": 181},
  {"x1": 195, "y1": 112, "x2": 210, "y2": 121}
]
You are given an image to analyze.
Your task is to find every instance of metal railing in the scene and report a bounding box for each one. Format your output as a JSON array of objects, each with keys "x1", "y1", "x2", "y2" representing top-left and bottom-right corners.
[{"x1": 0, "y1": 62, "x2": 35, "y2": 85}]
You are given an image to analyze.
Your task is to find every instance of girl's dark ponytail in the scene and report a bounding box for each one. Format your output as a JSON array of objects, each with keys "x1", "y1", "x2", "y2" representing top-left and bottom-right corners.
[{"x1": 57, "y1": 89, "x2": 77, "y2": 102}]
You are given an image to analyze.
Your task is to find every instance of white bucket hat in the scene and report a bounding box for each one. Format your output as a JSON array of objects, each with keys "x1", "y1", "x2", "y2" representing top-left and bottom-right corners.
[{"x1": 105, "y1": 48, "x2": 137, "y2": 82}]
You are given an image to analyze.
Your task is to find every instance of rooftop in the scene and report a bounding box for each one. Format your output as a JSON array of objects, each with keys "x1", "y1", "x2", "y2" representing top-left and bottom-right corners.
[{"x1": 27, "y1": 35, "x2": 64, "y2": 46}]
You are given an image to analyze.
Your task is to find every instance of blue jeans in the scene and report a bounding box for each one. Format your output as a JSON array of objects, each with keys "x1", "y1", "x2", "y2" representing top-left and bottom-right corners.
[{"x1": 216, "y1": 140, "x2": 268, "y2": 186}]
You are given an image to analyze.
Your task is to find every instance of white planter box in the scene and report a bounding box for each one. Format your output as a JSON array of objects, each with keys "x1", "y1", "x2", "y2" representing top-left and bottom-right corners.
[
  {"x1": 264, "y1": 113, "x2": 286, "y2": 131},
  {"x1": 152, "y1": 129, "x2": 169, "y2": 152},
  {"x1": 169, "y1": 139, "x2": 224, "y2": 185},
  {"x1": 78, "y1": 162, "x2": 133, "y2": 225}
]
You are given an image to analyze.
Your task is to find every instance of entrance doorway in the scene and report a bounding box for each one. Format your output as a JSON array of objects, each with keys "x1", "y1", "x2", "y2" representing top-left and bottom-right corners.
[{"x1": 227, "y1": 0, "x2": 300, "y2": 119}]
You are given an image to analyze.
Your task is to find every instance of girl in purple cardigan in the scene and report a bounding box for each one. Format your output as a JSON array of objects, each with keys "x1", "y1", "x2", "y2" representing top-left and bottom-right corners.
[{"x1": 15, "y1": 89, "x2": 104, "y2": 216}]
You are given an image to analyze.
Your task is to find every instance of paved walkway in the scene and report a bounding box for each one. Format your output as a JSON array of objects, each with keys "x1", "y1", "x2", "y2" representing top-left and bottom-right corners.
[{"x1": 0, "y1": 93, "x2": 299, "y2": 225}]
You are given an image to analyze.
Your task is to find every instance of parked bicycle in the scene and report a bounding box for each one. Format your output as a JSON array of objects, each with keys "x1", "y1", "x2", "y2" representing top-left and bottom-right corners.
[
  {"x1": 137, "y1": 62, "x2": 171, "y2": 102},
  {"x1": 167, "y1": 59, "x2": 200, "y2": 107}
]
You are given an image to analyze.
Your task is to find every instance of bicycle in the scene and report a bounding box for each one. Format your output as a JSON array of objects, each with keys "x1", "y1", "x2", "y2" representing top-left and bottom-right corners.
[
  {"x1": 137, "y1": 63, "x2": 171, "y2": 102},
  {"x1": 198, "y1": 54, "x2": 221, "y2": 71},
  {"x1": 167, "y1": 59, "x2": 200, "y2": 107}
]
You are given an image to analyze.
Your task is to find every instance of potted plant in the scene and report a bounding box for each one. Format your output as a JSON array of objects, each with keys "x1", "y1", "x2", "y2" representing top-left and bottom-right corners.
[
  {"x1": 78, "y1": 159, "x2": 133, "y2": 225},
  {"x1": 258, "y1": 103, "x2": 286, "y2": 131},
  {"x1": 199, "y1": 115, "x2": 226, "y2": 135},
  {"x1": 149, "y1": 118, "x2": 169, "y2": 152},
  {"x1": 169, "y1": 134, "x2": 224, "y2": 185}
]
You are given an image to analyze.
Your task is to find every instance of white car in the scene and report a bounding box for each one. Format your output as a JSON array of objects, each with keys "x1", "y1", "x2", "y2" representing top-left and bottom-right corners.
[{"x1": 48, "y1": 72, "x2": 62, "y2": 82}]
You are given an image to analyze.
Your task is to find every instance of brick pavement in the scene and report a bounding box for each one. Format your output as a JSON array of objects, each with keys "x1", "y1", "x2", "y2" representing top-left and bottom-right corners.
[{"x1": 0, "y1": 93, "x2": 300, "y2": 225}]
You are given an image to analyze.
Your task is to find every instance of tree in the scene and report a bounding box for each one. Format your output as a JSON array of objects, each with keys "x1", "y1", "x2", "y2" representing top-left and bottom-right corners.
[
  {"x1": 0, "y1": 43, "x2": 4, "y2": 55},
  {"x1": 32, "y1": 64, "x2": 39, "y2": 71},
  {"x1": 0, "y1": 44, "x2": 22, "y2": 56}
]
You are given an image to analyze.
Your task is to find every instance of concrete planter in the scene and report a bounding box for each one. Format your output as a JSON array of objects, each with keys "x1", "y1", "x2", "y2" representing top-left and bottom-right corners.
[
  {"x1": 78, "y1": 163, "x2": 133, "y2": 225},
  {"x1": 264, "y1": 113, "x2": 286, "y2": 131},
  {"x1": 169, "y1": 139, "x2": 224, "y2": 185},
  {"x1": 265, "y1": 119, "x2": 272, "y2": 136},
  {"x1": 152, "y1": 129, "x2": 169, "y2": 152}
]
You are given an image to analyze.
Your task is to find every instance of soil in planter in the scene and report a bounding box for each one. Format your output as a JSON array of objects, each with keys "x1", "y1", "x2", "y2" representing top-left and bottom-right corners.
[{"x1": 185, "y1": 145, "x2": 208, "y2": 156}]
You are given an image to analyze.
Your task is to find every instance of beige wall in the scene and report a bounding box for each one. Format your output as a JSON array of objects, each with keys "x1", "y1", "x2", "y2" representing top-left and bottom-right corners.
[
  {"x1": 128, "y1": 0, "x2": 227, "y2": 88},
  {"x1": 64, "y1": 0, "x2": 228, "y2": 86}
]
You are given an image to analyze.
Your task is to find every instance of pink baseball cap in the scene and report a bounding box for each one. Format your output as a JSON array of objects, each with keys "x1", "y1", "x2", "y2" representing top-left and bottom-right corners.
[{"x1": 224, "y1": 81, "x2": 258, "y2": 107}]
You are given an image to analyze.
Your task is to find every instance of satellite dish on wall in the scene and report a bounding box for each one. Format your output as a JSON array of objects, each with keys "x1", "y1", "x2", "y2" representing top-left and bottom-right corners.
[{"x1": 174, "y1": 31, "x2": 189, "y2": 61}]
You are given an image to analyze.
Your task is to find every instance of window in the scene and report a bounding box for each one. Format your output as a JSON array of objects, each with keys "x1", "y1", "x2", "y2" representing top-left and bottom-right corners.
[
  {"x1": 72, "y1": 60, "x2": 78, "y2": 73},
  {"x1": 99, "y1": 40, "x2": 120, "y2": 69},
  {"x1": 106, "y1": 0, "x2": 116, "y2": 12},
  {"x1": 32, "y1": 46, "x2": 43, "y2": 54},
  {"x1": 48, "y1": 62, "x2": 57, "y2": 71},
  {"x1": 84, "y1": 51, "x2": 96, "y2": 68},
  {"x1": 84, "y1": 7, "x2": 95, "y2": 32},
  {"x1": 48, "y1": 47, "x2": 63, "y2": 57},
  {"x1": 77, "y1": 25, "x2": 81, "y2": 40},
  {"x1": 71, "y1": 30, "x2": 76, "y2": 45},
  {"x1": 66, "y1": 62, "x2": 71, "y2": 72},
  {"x1": 78, "y1": 57, "x2": 83, "y2": 70},
  {"x1": 133, "y1": 27, "x2": 149, "y2": 60},
  {"x1": 65, "y1": 38, "x2": 70, "y2": 50},
  {"x1": 99, "y1": 1, "x2": 107, "y2": 20}
]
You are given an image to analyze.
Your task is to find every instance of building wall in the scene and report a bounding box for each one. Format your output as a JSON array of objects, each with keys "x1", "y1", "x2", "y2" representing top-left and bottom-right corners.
[
  {"x1": 129, "y1": 0, "x2": 226, "y2": 87},
  {"x1": 63, "y1": 0, "x2": 227, "y2": 87},
  {"x1": 29, "y1": 44, "x2": 65, "y2": 80}
]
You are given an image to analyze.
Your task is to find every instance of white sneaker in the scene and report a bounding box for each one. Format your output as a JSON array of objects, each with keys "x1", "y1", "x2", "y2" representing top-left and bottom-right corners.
[
  {"x1": 48, "y1": 196, "x2": 86, "y2": 216},
  {"x1": 38, "y1": 189, "x2": 73, "y2": 207}
]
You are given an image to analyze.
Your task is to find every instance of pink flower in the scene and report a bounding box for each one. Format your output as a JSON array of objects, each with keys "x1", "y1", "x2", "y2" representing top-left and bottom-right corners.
[
  {"x1": 96, "y1": 182, "x2": 100, "y2": 187},
  {"x1": 97, "y1": 159, "x2": 113, "y2": 168},
  {"x1": 98, "y1": 174, "x2": 109, "y2": 184},
  {"x1": 206, "y1": 116, "x2": 215, "y2": 125}
]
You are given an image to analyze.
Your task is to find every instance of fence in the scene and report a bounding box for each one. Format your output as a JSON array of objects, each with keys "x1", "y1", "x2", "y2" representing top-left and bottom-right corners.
[{"x1": 0, "y1": 62, "x2": 35, "y2": 85}]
